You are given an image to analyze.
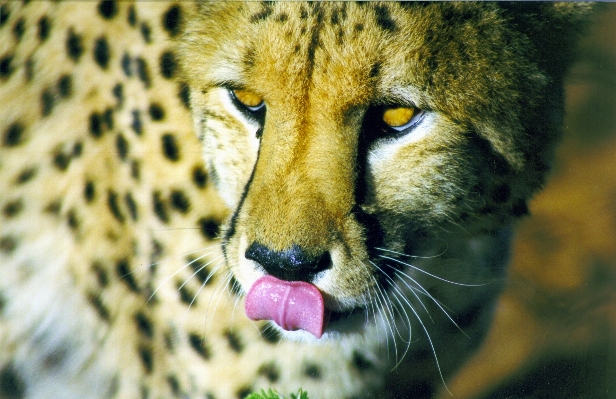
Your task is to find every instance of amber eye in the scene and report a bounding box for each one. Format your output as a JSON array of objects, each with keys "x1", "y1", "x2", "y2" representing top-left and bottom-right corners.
[
  {"x1": 231, "y1": 89, "x2": 264, "y2": 111},
  {"x1": 382, "y1": 106, "x2": 419, "y2": 129}
]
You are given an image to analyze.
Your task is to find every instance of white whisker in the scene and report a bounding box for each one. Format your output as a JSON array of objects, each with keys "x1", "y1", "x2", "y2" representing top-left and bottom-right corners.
[
  {"x1": 379, "y1": 255, "x2": 487, "y2": 287},
  {"x1": 147, "y1": 250, "x2": 218, "y2": 303}
]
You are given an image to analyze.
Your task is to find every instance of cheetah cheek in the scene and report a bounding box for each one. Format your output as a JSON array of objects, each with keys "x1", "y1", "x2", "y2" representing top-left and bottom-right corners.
[{"x1": 245, "y1": 276, "x2": 329, "y2": 339}]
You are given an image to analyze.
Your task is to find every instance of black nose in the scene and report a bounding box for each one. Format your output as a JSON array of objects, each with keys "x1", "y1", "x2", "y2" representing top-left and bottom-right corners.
[{"x1": 245, "y1": 242, "x2": 331, "y2": 282}]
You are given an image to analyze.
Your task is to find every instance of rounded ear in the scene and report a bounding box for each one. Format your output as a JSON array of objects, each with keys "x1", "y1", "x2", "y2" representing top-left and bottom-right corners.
[{"x1": 500, "y1": 2, "x2": 597, "y2": 76}]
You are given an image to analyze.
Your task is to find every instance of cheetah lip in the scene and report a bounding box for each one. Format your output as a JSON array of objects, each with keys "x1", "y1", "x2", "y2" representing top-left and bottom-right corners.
[{"x1": 245, "y1": 275, "x2": 329, "y2": 339}]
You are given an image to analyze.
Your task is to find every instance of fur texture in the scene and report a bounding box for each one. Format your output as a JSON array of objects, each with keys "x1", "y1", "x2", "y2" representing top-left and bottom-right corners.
[{"x1": 0, "y1": 2, "x2": 592, "y2": 398}]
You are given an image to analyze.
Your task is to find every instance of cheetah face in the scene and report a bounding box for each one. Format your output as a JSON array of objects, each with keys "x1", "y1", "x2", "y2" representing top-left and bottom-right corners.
[{"x1": 180, "y1": 2, "x2": 585, "y2": 340}]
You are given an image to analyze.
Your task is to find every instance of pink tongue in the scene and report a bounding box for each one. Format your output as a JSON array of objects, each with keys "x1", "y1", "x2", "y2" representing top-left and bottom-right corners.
[{"x1": 245, "y1": 275, "x2": 326, "y2": 338}]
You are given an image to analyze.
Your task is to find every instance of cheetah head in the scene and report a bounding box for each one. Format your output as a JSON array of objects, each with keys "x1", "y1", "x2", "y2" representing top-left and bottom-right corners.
[{"x1": 179, "y1": 2, "x2": 592, "y2": 341}]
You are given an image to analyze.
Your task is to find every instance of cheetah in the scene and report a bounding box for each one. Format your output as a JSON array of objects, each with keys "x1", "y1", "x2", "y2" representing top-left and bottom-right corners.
[{"x1": 0, "y1": 2, "x2": 593, "y2": 398}]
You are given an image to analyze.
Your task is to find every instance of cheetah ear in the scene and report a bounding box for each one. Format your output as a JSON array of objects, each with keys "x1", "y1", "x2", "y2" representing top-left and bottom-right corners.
[{"x1": 501, "y1": 3, "x2": 597, "y2": 76}]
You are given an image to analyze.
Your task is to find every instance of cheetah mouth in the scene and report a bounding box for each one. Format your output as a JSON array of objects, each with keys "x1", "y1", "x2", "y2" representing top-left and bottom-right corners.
[
  {"x1": 245, "y1": 275, "x2": 329, "y2": 338},
  {"x1": 244, "y1": 275, "x2": 368, "y2": 338}
]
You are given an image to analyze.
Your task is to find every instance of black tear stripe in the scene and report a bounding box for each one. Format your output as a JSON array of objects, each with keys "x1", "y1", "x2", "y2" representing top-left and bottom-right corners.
[
  {"x1": 221, "y1": 145, "x2": 261, "y2": 259},
  {"x1": 353, "y1": 121, "x2": 392, "y2": 287}
]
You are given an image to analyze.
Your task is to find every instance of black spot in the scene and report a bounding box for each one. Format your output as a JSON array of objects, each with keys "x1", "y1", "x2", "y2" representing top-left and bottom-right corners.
[
  {"x1": 178, "y1": 84, "x2": 190, "y2": 109},
  {"x1": 148, "y1": 103, "x2": 165, "y2": 121},
  {"x1": 150, "y1": 239, "x2": 164, "y2": 265},
  {"x1": 354, "y1": 23, "x2": 364, "y2": 32},
  {"x1": 275, "y1": 13, "x2": 288, "y2": 23},
  {"x1": 89, "y1": 113, "x2": 103, "y2": 138},
  {"x1": 102, "y1": 108, "x2": 114, "y2": 131},
  {"x1": 250, "y1": 5, "x2": 273, "y2": 23},
  {"x1": 98, "y1": 0, "x2": 118, "y2": 20},
  {"x1": 3, "y1": 199, "x2": 23, "y2": 218},
  {"x1": 53, "y1": 150, "x2": 71, "y2": 171},
  {"x1": 303, "y1": 363, "x2": 322, "y2": 380},
  {"x1": 0, "y1": 365, "x2": 25, "y2": 398},
  {"x1": 170, "y1": 190, "x2": 190, "y2": 213},
  {"x1": 92, "y1": 262, "x2": 109, "y2": 287},
  {"x1": 84, "y1": 181, "x2": 95, "y2": 202},
  {"x1": 0, "y1": 54, "x2": 14, "y2": 79},
  {"x1": 198, "y1": 217, "x2": 220, "y2": 240},
  {"x1": 512, "y1": 199, "x2": 529, "y2": 217},
  {"x1": 41, "y1": 88, "x2": 55, "y2": 117},
  {"x1": 352, "y1": 350, "x2": 374, "y2": 372},
  {"x1": 16, "y1": 167, "x2": 37, "y2": 185},
  {"x1": 259, "y1": 325, "x2": 281, "y2": 343},
  {"x1": 187, "y1": 256, "x2": 212, "y2": 286},
  {"x1": 373, "y1": 5, "x2": 397, "y2": 32},
  {"x1": 163, "y1": 5, "x2": 182, "y2": 37},
  {"x1": 12, "y1": 18, "x2": 25, "y2": 41},
  {"x1": 73, "y1": 141, "x2": 83, "y2": 157},
  {"x1": 3, "y1": 123, "x2": 24, "y2": 147},
  {"x1": 0, "y1": 236, "x2": 18, "y2": 254},
  {"x1": 330, "y1": 9, "x2": 340, "y2": 25},
  {"x1": 125, "y1": 193, "x2": 138, "y2": 221},
  {"x1": 491, "y1": 184, "x2": 511, "y2": 204},
  {"x1": 176, "y1": 282, "x2": 194, "y2": 305},
  {"x1": 167, "y1": 375, "x2": 180, "y2": 395},
  {"x1": 188, "y1": 333, "x2": 211, "y2": 359},
  {"x1": 369, "y1": 62, "x2": 381, "y2": 78},
  {"x1": 94, "y1": 36, "x2": 110, "y2": 69},
  {"x1": 0, "y1": 5, "x2": 10, "y2": 27},
  {"x1": 43, "y1": 346, "x2": 69, "y2": 370},
  {"x1": 228, "y1": 275, "x2": 242, "y2": 296},
  {"x1": 107, "y1": 190, "x2": 125, "y2": 223},
  {"x1": 57, "y1": 74, "x2": 72, "y2": 98},
  {"x1": 140, "y1": 23, "x2": 151, "y2": 43},
  {"x1": 161, "y1": 133, "x2": 179, "y2": 161},
  {"x1": 236, "y1": 387, "x2": 252, "y2": 399},
  {"x1": 112, "y1": 83, "x2": 124, "y2": 108},
  {"x1": 299, "y1": 6, "x2": 308, "y2": 19},
  {"x1": 135, "y1": 312, "x2": 154, "y2": 339},
  {"x1": 87, "y1": 292, "x2": 110, "y2": 320},
  {"x1": 153, "y1": 192, "x2": 169, "y2": 223},
  {"x1": 224, "y1": 329, "x2": 244, "y2": 353},
  {"x1": 131, "y1": 110, "x2": 142, "y2": 135},
  {"x1": 127, "y1": 5, "x2": 137, "y2": 26},
  {"x1": 121, "y1": 53, "x2": 132, "y2": 76},
  {"x1": 160, "y1": 51, "x2": 177, "y2": 79},
  {"x1": 66, "y1": 29, "x2": 84, "y2": 62},
  {"x1": 136, "y1": 57, "x2": 151, "y2": 88},
  {"x1": 117, "y1": 259, "x2": 140, "y2": 293},
  {"x1": 257, "y1": 362, "x2": 280, "y2": 383},
  {"x1": 115, "y1": 133, "x2": 129, "y2": 161},
  {"x1": 192, "y1": 165, "x2": 207, "y2": 188},
  {"x1": 138, "y1": 346, "x2": 153, "y2": 373},
  {"x1": 44, "y1": 199, "x2": 61, "y2": 215},
  {"x1": 131, "y1": 160, "x2": 140, "y2": 180},
  {"x1": 67, "y1": 209, "x2": 79, "y2": 230},
  {"x1": 37, "y1": 16, "x2": 50, "y2": 41}
]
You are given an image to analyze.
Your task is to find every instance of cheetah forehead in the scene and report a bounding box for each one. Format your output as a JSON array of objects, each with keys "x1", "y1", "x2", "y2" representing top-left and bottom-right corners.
[{"x1": 180, "y1": 2, "x2": 592, "y2": 172}]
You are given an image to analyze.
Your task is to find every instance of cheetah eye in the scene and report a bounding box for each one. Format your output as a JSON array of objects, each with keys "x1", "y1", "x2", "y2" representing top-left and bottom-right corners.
[
  {"x1": 231, "y1": 89, "x2": 265, "y2": 113},
  {"x1": 382, "y1": 105, "x2": 423, "y2": 132}
]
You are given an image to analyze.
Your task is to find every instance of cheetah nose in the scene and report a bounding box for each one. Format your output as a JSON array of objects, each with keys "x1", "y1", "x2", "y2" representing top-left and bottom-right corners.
[{"x1": 245, "y1": 242, "x2": 331, "y2": 282}]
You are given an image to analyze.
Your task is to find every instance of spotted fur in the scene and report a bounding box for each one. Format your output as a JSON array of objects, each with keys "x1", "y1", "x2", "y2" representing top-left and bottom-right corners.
[{"x1": 0, "y1": 2, "x2": 592, "y2": 399}]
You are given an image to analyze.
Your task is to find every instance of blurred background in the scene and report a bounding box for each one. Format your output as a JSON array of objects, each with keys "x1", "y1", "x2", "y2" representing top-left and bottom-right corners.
[{"x1": 441, "y1": 5, "x2": 616, "y2": 399}]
